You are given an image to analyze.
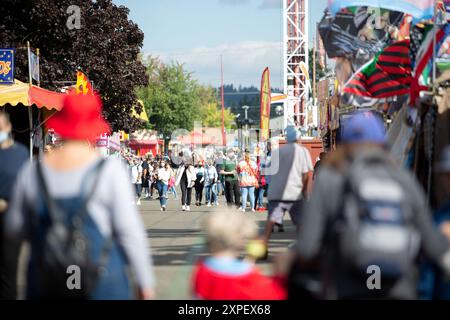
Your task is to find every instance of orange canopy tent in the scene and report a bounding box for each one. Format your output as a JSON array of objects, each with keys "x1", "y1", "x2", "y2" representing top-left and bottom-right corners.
[
  {"x1": 0, "y1": 79, "x2": 67, "y2": 159},
  {"x1": 0, "y1": 79, "x2": 65, "y2": 110},
  {"x1": 177, "y1": 132, "x2": 218, "y2": 145}
]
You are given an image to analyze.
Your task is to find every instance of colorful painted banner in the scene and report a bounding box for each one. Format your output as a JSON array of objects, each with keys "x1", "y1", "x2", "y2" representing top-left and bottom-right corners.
[
  {"x1": 328, "y1": 0, "x2": 435, "y2": 21},
  {"x1": 0, "y1": 49, "x2": 14, "y2": 85},
  {"x1": 260, "y1": 67, "x2": 271, "y2": 141}
]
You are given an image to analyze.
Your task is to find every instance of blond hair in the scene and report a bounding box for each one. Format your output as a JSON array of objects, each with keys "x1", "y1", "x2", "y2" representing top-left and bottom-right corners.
[{"x1": 204, "y1": 210, "x2": 257, "y2": 253}]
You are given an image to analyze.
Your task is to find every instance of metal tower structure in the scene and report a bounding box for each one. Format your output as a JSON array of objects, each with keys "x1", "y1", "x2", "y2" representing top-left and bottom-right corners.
[{"x1": 283, "y1": 0, "x2": 309, "y2": 130}]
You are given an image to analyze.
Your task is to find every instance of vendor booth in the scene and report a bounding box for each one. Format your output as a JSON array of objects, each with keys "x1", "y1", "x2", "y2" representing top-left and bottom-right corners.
[
  {"x1": 0, "y1": 78, "x2": 67, "y2": 157},
  {"x1": 128, "y1": 130, "x2": 163, "y2": 156}
]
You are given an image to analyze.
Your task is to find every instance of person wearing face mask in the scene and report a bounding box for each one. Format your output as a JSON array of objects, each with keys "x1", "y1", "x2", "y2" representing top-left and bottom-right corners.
[{"x1": 0, "y1": 110, "x2": 29, "y2": 300}]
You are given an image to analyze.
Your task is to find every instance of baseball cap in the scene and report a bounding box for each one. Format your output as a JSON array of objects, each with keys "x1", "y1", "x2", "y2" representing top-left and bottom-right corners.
[{"x1": 341, "y1": 112, "x2": 386, "y2": 145}]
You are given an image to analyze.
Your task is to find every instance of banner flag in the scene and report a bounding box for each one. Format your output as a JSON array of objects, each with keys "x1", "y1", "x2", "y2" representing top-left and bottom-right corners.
[
  {"x1": 260, "y1": 67, "x2": 271, "y2": 142},
  {"x1": 0, "y1": 49, "x2": 14, "y2": 85},
  {"x1": 76, "y1": 71, "x2": 93, "y2": 95},
  {"x1": 29, "y1": 51, "x2": 39, "y2": 82}
]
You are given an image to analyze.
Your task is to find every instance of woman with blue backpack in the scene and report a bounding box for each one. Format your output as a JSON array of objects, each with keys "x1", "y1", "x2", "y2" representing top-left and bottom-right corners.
[{"x1": 5, "y1": 93, "x2": 155, "y2": 300}]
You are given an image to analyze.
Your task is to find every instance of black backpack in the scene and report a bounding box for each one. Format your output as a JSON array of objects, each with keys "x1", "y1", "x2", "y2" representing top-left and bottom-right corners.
[
  {"x1": 335, "y1": 152, "x2": 421, "y2": 282},
  {"x1": 34, "y1": 159, "x2": 113, "y2": 299}
]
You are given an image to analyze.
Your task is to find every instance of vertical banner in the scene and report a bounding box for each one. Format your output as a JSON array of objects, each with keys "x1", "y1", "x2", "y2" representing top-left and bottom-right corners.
[
  {"x1": 76, "y1": 71, "x2": 93, "y2": 95},
  {"x1": 260, "y1": 67, "x2": 271, "y2": 142},
  {"x1": 0, "y1": 49, "x2": 14, "y2": 85},
  {"x1": 29, "y1": 51, "x2": 39, "y2": 82}
]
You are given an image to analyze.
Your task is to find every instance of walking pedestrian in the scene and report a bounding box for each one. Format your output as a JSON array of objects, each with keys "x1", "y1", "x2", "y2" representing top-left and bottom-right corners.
[
  {"x1": 149, "y1": 161, "x2": 159, "y2": 200},
  {"x1": 0, "y1": 110, "x2": 29, "y2": 300},
  {"x1": 204, "y1": 160, "x2": 219, "y2": 207},
  {"x1": 313, "y1": 152, "x2": 326, "y2": 180},
  {"x1": 295, "y1": 112, "x2": 450, "y2": 299},
  {"x1": 175, "y1": 152, "x2": 196, "y2": 211},
  {"x1": 218, "y1": 149, "x2": 240, "y2": 209},
  {"x1": 262, "y1": 126, "x2": 313, "y2": 257},
  {"x1": 237, "y1": 151, "x2": 259, "y2": 212},
  {"x1": 141, "y1": 156, "x2": 151, "y2": 198},
  {"x1": 130, "y1": 158, "x2": 143, "y2": 205},
  {"x1": 255, "y1": 157, "x2": 267, "y2": 211},
  {"x1": 5, "y1": 94, "x2": 155, "y2": 299},
  {"x1": 194, "y1": 161, "x2": 205, "y2": 206},
  {"x1": 157, "y1": 161, "x2": 171, "y2": 211}
]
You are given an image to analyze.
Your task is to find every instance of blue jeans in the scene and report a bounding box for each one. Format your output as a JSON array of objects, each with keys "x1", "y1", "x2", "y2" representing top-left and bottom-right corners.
[
  {"x1": 205, "y1": 184, "x2": 217, "y2": 204},
  {"x1": 159, "y1": 183, "x2": 168, "y2": 207},
  {"x1": 169, "y1": 185, "x2": 177, "y2": 198},
  {"x1": 241, "y1": 186, "x2": 255, "y2": 210},
  {"x1": 257, "y1": 187, "x2": 264, "y2": 208}
]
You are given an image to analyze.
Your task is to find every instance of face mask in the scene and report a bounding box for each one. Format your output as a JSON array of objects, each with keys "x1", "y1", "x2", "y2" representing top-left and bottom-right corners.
[{"x1": 0, "y1": 131, "x2": 9, "y2": 143}]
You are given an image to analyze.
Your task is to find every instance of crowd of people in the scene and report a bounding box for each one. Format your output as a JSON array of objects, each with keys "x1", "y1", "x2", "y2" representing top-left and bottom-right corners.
[
  {"x1": 2, "y1": 93, "x2": 450, "y2": 301},
  {"x1": 121, "y1": 145, "x2": 278, "y2": 215}
]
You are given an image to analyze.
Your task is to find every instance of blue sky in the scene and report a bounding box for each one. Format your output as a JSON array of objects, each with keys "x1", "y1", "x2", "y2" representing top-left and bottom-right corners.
[{"x1": 114, "y1": 0, "x2": 328, "y2": 89}]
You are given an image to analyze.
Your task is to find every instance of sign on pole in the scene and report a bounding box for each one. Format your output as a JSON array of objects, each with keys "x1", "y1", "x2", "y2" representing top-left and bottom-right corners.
[{"x1": 0, "y1": 49, "x2": 14, "y2": 85}]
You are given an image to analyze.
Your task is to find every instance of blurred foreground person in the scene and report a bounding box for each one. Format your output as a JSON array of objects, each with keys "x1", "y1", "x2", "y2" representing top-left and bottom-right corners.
[
  {"x1": 419, "y1": 146, "x2": 450, "y2": 299},
  {"x1": 192, "y1": 211, "x2": 286, "y2": 300},
  {"x1": 0, "y1": 110, "x2": 28, "y2": 300},
  {"x1": 5, "y1": 94, "x2": 155, "y2": 300},
  {"x1": 262, "y1": 126, "x2": 313, "y2": 258},
  {"x1": 295, "y1": 112, "x2": 450, "y2": 300}
]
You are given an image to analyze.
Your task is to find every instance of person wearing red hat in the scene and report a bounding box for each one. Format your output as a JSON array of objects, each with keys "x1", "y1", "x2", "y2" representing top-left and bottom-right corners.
[{"x1": 5, "y1": 93, "x2": 155, "y2": 300}]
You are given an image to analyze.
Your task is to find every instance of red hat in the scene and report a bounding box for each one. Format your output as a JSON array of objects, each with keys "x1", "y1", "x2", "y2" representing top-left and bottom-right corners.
[{"x1": 46, "y1": 93, "x2": 110, "y2": 142}]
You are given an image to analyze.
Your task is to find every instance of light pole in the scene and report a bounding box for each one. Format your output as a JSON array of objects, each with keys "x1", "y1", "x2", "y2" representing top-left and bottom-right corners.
[{"x1": 242, "y1": 105, "x2": 249, "y2": 151}]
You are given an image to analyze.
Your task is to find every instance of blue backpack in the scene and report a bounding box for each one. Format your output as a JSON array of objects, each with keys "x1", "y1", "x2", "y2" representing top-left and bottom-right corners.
[
  {"x1": 336, "y1": 152, "x2": 420, "y2": 281},
  {"x1": 30, "y1": 160, "x2": 133, "y2": 299}
]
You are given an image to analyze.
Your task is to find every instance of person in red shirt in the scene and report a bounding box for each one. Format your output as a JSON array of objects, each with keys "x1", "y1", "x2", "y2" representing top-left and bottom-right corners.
[{"x1": 192, "y1": 211, "x2": 287, "y2": 300}]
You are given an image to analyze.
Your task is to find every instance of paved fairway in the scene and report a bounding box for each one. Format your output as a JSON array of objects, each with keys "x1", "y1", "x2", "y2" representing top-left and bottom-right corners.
[
  {"x1": 141, "y1": 195, "x2": 296, "y2": 299},
  {"x1": 17, "y1": 193, "x2": 296, "y2": 299}
]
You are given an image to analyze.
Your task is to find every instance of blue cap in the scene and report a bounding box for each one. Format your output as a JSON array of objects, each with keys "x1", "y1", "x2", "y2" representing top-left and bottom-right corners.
[
  {"x1": 341, "y1": 112, "x2": 386, "y2": 145},
  {"x1": 286, "y1": 125, "x2": 300, "y2": 143}
]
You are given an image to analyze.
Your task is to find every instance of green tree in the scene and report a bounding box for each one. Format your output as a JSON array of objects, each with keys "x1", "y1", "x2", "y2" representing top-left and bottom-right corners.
[
  {"x1": 137, "y1": 57, "x2": 200, "y2": 137},
  {"x1": 1, "y1": 0, "x2": 147, "y2": 132},
  {"x1": 195, "y1": 86, "x2": 235, "y2": 128}
]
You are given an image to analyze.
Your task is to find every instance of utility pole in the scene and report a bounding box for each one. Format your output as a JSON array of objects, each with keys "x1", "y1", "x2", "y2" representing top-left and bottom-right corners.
[{"x1": 313, "y1": 38, "x2": 316, "y2": 103}]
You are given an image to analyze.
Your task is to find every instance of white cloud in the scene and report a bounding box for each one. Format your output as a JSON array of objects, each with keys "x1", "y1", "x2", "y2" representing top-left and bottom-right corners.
[{"x1": 150, "y1": 41, "x2": 283, "y2": 89}]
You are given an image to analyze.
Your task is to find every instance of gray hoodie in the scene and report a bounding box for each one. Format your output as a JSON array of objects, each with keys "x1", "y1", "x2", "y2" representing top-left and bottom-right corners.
[{"x1": 296, "y1": 150, "x2": 450, "y2": 299}]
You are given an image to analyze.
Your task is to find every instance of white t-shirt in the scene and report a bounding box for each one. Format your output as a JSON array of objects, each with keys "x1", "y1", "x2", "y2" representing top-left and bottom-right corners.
[
  {"x1": 157, "y1": 168, "x2": 171, "y2": 185},
  {"x1": 267, "y1": 143, "x2": 313, "y2": 201},
  {"x1": 131, "y1": 164, "x2": 143, "y2": 184}
]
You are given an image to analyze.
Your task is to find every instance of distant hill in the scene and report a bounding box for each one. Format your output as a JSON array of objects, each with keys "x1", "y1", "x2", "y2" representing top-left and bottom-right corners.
[{"x1": 215, "y1": 84, "x2": 283, "y2": 127}]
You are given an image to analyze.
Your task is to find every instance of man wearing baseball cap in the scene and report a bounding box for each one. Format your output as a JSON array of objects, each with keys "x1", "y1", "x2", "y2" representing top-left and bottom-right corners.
[{"x1": 293, "y1": 111, "x2": 450, "y2": 300}]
